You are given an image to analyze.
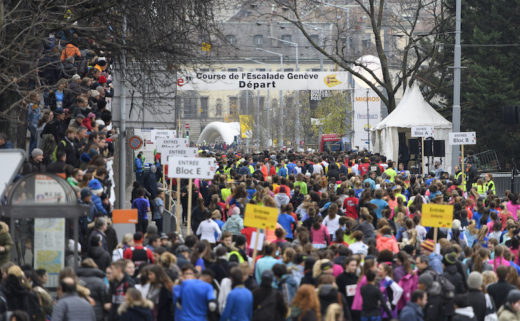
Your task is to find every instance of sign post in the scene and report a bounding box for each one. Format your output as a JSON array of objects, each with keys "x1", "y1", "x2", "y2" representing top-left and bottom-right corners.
[
  {"x1": 176, "y1": 179, "x2": 181, "y2": 233},
  {"x1": 411, "y1": 127, "x2": 434, "y2": 175},
  {"x1": 449, "y1": 132, "x2": 477, "y2": 193},
  {"x1": 243, "y1": 204, "x2": 279, "y2": 262},
  {"x1": 167, "y1": 156, "x2": 218, "y2": 235},
  {"x1": 187, "y1": 179, "x2": 193, "y2": 235}
]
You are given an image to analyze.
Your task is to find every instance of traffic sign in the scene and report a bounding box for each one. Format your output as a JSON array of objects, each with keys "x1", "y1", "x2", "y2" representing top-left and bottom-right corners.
[
  {"x1": 421, "y1": 203, "x2": 454, "y2": 228},
  {"x1": 128, "y1": 135, "x2": 143, "y2": 150},
  {"x1": 449, "y1": 132, "x2": 476, "y2": 145},
  {"x1": 151, "y1": 129, "x2": 175, "y2": 143},
  {"x1": 243, "y1": 204, "x2": 279, "y2": 230},
  {"x1": 167, "y1": 156, "x2": 217, "y2": 179},
  {"x1": 411, "y1": 126, "x2": 434, "y2": 138}
]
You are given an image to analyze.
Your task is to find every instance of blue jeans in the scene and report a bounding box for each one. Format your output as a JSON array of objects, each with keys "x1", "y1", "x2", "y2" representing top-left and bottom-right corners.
[{"x1": 361, "y1": 315, "x2": 381, "y2": 321}]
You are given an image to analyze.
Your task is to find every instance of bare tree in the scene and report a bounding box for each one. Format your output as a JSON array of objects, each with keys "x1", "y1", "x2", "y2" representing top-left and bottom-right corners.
[
  {"x1": 251, "y1": 0, "x2": 451, "y2": 112},
  {"x1": 0, "y1": 0, "x2": 222, "y2": 146}
]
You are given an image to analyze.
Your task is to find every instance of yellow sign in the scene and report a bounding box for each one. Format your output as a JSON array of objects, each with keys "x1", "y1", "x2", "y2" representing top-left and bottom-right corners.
[
  {"x1": 239, "y1": 115, "x2": 253, "y2": 138},
  {"x1": 421, "y1": 203, "x2": 454, "y2": 228},
  {"x1": 244, "y1": 204, "x2": 278, "y2": 229},
  {"x1": 323, "y1": 74, "x2": 342, "y2": 88},
  {"x1": 201, "y1": 42, "x2": 212, "y2": 51}
]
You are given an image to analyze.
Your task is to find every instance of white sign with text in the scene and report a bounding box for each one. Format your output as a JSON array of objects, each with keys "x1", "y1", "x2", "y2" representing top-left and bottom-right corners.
[
  {"x1": 150, "y1": 129, "x2": 176, "y2": 143},
  {"x1": 167, "y1": 157, "x2": 218, "y2": 179},
  {"x1": 449, "y1": 132, "x2": 476, "y2": 145},
  {"x1": 411, "y1": 126, "x2": 434, "y2": 138}
]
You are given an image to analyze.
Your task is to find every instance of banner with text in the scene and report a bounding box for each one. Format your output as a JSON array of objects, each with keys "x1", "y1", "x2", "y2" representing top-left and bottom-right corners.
[
  {"x1": 352, "y1": 84, "x2": 381, "y2": 151},
  {"x1": 177, "y1": 72, "x2": 350, "y2": 91}
]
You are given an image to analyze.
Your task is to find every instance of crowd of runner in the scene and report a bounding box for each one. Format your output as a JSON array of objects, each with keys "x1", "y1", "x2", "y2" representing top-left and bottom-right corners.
[{"x1": 5, "y1": 129, "x2": 520, "y2": 321}]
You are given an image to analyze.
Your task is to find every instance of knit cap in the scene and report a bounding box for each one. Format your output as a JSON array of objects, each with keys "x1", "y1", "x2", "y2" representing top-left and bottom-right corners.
[
  {"x1": 421, "y1": 239, "x2": 435, "y2": 252},
  {"x1": 467, "y1": 271, "x2": 483, "y2": 290}
]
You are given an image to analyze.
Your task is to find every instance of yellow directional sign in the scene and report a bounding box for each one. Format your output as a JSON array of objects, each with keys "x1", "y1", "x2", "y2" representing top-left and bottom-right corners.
[
  {"x1": 421, "y1": 203, "x2": 454, "y2": 228},
  {"x1": 244, "y1": 204, "x2": 278, "y2": 230}
]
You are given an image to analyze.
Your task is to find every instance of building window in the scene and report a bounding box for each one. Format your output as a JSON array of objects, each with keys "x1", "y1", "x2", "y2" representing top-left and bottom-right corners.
[
  {"x1": 227, "y1": 68, "x2": 238, "y2": 72},
  {"x1": 226, "y1": 35, "x2": 237, "y2": 45},
  {"x1": 200, "y1": 97, "x2": 208, "y2": 118},
  {"x1": 256, "y1": 68, "x2": 266, "y2": 72},
  {"x1": 281, "y1": 34, "x2": 292, "y2": 45},
  {"x1": 229, "y1": 97, "x2": 238, "y2": 118},
  {"x1": 183, "y1": 97, "x2": 196, "y2": 118},
  {"x1": 216, "y1": 98, "x2": 222, "y2": 117},
  {"x1": 254, "y1": 35, "x2": 264, "y2": 46},
  {"x1": 284, "y1": 68, "x2": 294, "y2": 72},
  {"x1": 311, "y1": 68, "x2": 321, "y2": 72},
  {"x1": 362, "y1": 38, "x2": 372, "y2": 49},
  {"x1": 309, "y1": 34, "x2": 320, "y2": 45}
]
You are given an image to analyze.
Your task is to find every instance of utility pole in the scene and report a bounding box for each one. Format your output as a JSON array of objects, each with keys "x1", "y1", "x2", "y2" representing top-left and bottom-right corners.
[
  {"x1": 451, "y1": 0, "x2": 462, "y2": 174},
  {"x1": 119, "y1": 10, "x2": 127, "y2": 208}
]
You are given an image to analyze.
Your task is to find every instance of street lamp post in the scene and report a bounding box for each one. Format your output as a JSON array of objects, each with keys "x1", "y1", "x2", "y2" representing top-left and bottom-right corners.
[
  {"x1": 268, "y1": 37, "x2": 299, "y2": 149},
  {"x1": 256, "y1": 48, "x2": 284, "y2": 148},
  {"x1": 243, "y1": 58, "x2": 271, "y2": 149},
  {"x1": 452, "y1": 0, "x2": 462, "y2": 173}
]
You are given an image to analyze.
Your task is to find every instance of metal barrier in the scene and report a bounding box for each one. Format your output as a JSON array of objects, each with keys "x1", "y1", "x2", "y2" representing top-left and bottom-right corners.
[{"x1": 480, "y1": 172, "x2": 520, "y2": 197}]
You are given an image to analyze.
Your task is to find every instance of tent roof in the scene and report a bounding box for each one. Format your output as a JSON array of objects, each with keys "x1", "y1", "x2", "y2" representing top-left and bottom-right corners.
[{"x1": 375, "y1": 84, "x2": 452, "y2": 130}]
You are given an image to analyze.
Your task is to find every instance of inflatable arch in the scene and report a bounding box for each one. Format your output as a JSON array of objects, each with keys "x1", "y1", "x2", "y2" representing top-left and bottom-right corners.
[{"x1": 196, "y1": 121, "x2": 241, "y2": 145}]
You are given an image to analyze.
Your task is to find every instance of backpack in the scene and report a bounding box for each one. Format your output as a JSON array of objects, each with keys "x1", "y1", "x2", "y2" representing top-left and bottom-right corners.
[
  {"x1": 252, "y1": 290, "x2": 279, "y2": 321},
  {"x1": 434, "y1": 273, "x2": 455, "y2": 299}
]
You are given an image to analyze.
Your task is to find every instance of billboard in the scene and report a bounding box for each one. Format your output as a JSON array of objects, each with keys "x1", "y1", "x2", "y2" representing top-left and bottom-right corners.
[
  {"x1": 177, "y1": 71, "x2": 350, "y2": 91},
  {"x1": 352, "y1": 84, "x2": 381, "y2": 151}
]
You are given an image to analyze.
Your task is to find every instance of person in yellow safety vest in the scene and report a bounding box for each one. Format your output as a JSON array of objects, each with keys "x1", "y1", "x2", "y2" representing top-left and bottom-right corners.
[
  {"x1": 384, "y1": 161, "x2": 397, "y2": 183},
  {"x1": 228, "y1": 235, "x2": 248, "y2": 263},
  {"x1": 472, "y1": 179, "x2": 487, "y2": 197},
  {"x1": 485, "y1": 173, "x2": 496, "y2": 195},
  {"x1": 455, "y1": 166, "x2": 466, "y2": 192}
]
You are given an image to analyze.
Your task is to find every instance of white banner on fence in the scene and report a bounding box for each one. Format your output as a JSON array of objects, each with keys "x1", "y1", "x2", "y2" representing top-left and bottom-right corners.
[
  {"x1": 352, "y1": 85, "x2": 381, "y2": 151},
  {"x1": 177, "y1": 72, "x2": 350, "y2": 91},
  {"x1": 167, "y1": 157, "x2": 218, "y2": 179}
]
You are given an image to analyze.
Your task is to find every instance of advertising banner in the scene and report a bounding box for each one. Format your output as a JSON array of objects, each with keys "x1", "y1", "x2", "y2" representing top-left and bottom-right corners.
[
  {"x1": 239, "y1": 115, "x2": 253, "y2": 139},
  {"x1": 352, "y1": 85, "x2": 381, "y2": 150},
  {"x1": 177, "y1": 71, "x2": 350, "y2": 91},
  {"x1": 34, "y1": 218, "x2": 65, "y2": 288}
]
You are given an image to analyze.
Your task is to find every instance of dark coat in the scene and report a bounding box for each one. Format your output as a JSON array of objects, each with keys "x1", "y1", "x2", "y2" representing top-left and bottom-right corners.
[
  {"x1": 87, "y1": 246, "x2": 111, "y2": 272},
  {"x1": 22, "y1": 159, "x2": 46, "y2": 176},
  {"x1": 467, "y1": 289, "x2": 486, "y2": 321},
  {"x1": 400, "y1": 301, "x2": 425, "y2": 321},
  {"x1": 77, "y1": 267, "x2": 107, "y2": 321},
  {"x1": 487, "y1": 280, "x2": 516, "y2": 310},
  {"x1": 57, "y1": 137, "x2": 79, "y2": 168},
  {"x1": 443, "y1": 264, "x2": 466, "y2": 294},
  {"x1": 119, "y1": 303, "x2": 153, "y2": 321}
]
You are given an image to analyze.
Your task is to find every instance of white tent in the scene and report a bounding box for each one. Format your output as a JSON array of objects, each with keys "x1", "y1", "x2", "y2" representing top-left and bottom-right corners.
[{"x1": 372, "y1": 84, "x2": 453, "y2": 173}]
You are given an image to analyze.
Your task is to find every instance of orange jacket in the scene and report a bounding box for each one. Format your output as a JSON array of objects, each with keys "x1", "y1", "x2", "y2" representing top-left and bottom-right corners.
[
  {"x1": 61, "y1": 44, "x2": 81, "y2": 61},
  {"x1": 376, "y1": 234, "x2": 399, "y2": 253}
]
